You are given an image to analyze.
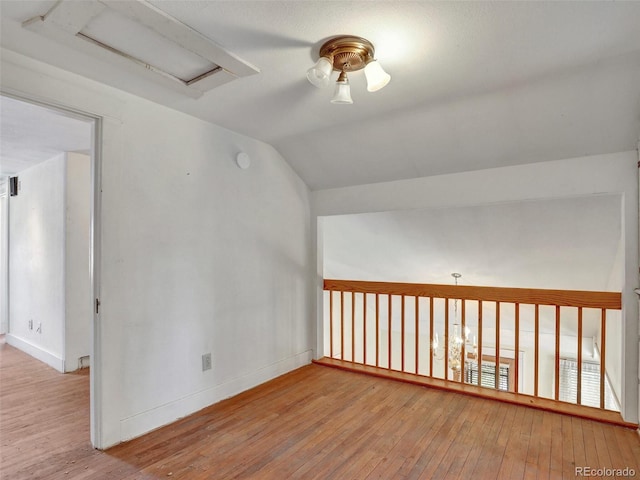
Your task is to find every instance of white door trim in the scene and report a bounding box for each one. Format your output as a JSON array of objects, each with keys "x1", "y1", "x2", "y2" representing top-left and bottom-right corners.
[{"x1": 0, "y1": 91, "x2": 103, "y2": 448}]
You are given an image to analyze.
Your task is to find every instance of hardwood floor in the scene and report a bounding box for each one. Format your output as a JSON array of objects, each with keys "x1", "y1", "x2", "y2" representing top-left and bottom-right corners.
[
  {"x1": 313, "y1": 357, "x2": 637, "y2": 428},
  {"x1": 1, "y1": 340, "x2": 639, "y2": 480}
]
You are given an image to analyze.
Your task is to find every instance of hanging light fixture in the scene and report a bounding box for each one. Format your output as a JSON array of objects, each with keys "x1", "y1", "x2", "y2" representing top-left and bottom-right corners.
[
  {"x1": 432, "y1": 273, "x2": 478, "y2": 381},
  {"x1": 306, "y1": 35, "x2": 391, "y2": 104}
]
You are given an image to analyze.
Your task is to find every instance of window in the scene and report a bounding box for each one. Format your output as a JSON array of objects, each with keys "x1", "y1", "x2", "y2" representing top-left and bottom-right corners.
[
  {"x1": 558, "y1": 358, "x2": 619, "y2": 411},
  {"x1": 465, "y1": 361, "x2": 510, "y2": 391}
]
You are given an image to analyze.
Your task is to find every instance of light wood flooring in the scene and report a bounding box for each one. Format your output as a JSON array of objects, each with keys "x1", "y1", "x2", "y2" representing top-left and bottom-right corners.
[{"x1": 1, "y1": 340, "x2": 639, "y2": 479}]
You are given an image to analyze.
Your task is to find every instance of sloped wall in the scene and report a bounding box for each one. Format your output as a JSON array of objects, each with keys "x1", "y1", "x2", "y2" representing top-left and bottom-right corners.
[{"x1": 1, "y1": 49, "x2": 313, "y2": 448}]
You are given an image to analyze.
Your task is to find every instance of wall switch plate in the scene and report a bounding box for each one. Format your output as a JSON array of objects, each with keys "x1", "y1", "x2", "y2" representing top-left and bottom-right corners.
[{"x1": 202, "y1": 353, "x2": 212, "y2": 371}]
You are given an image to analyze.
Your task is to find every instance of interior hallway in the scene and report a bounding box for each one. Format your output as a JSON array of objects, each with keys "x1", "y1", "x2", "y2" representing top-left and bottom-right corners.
[{"x1": 1, "y1": 338, "x2": 639, "y2": 480}]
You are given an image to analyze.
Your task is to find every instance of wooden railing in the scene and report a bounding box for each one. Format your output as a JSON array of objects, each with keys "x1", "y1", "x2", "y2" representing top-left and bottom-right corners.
[{"x1": 322, "y1": 279, "x2": 622, "y2": 413}]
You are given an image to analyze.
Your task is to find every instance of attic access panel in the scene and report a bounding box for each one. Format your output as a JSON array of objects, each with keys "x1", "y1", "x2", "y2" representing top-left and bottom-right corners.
[{"x1": 23, "y1": 0, "x2": 260, "y2": 99}]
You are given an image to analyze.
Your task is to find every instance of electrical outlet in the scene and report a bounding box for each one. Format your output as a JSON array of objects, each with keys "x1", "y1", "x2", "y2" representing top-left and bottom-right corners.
[{"x1": 202, "y1": 353, "x2": 212, "y2": 372}]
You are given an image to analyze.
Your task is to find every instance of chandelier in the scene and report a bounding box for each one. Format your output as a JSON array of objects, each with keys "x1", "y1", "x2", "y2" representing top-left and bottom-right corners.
[
  {"x1": 306, "y1": 35, "x2": 391, "y2": 104},
  {"x1": 432, "y1": 273, "x2": 478, "y2": 380}
]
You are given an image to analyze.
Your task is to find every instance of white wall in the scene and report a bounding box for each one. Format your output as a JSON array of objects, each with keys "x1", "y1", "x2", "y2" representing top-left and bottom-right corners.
[
  {"x1": 6, "y1": 151, "x2": 92, "y2": 372},
  {"x1": 0, "y1": 178, "x2": 8, "y2": 335},
  {"x1": 313, "y1": 152, "x2": 639, "y2": 423},
  {"x1": 1, "y1": 49, "x2": 313, "y2": 448},
  {"x1": 110, "y1": 101, "x2": 312, "y2": 443},
  {"x1": 8, "y1": 154, "x2": 66, "y2": 370},
  {"x1": 603, "y1": 235, "x2": 624, "y2": 404},
  {"x1": 65, "y1": 152, "x2": 91, "y2": 371}
]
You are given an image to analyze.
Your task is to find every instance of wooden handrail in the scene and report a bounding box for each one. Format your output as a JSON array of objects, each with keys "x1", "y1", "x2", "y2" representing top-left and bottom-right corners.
[
  {"x1": 414, "y1": 296, "x2": 419, "y2": 375},
  {"x1": 329, "y1": 289, "x2": 334, "y2": 358},
  {"x1": 340, "y1": 291, "x2": 344, "y2": 360},
  {"x1": 387, "y1": 295, "x2": 392, "y2": 369},
  {"x1": 428, "y1": 297, "x2": 434, "y2": 377},
  {"x1": 351, "y1": 292, "x2": 355, "y2": 362},
  {"x1": 323, "y1": 278, "x2": 622, "y2": 418},
  {"x1": 600, "y1": 309, "x2": 607, "y2": 409},
  {"x1": 554, "y1": 305, "x2": 561, "y2": 400},
  {"x1": 324, "y1": 279, "x2": 621, "y2": 309},
  {"x1": 375, "y1": 293, "x2": 379, "y2": 367},
  {"x1": 514, "y1": 303, "x2": 520, "y2": 393},
  {"x1": 577, "y1": 307, "x2": 583, "y2": 404},
  {"x1": 363, "y1": 293, "x2": 367, "y2": 365},
  {"x1": 495, "y1": 302, "x2": 501, "y2": 389},
  {"x1": 534, "y1": 304, "x2": 539, "y2": 397}
]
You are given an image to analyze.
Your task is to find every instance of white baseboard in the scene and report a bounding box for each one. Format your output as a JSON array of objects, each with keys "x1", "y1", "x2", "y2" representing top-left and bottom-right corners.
[
  {"x1": 119, "y1": 349, "x2": 313, "y2": 443},
  {"x1": 6, "y1": 334, "x2": 65, "y2": 372}
]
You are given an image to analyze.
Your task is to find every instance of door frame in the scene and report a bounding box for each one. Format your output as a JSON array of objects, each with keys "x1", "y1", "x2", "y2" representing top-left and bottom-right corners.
[{"x1": 0, "y1": 91, "x2": 103, "y2": 448}]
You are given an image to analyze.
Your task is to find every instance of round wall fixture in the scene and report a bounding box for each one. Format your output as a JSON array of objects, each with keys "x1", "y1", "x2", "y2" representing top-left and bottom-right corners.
[{"x1": 236, "y1": 152, "x2": 251, "y2": 169}]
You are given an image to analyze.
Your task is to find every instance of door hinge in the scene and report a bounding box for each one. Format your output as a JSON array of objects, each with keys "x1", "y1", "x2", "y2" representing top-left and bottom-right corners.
[{"x1": 96, "y1": 298, "x2": 101, "y2": 314}]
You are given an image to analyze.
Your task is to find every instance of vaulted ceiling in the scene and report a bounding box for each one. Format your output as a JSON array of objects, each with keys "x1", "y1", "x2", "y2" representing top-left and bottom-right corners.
[
  {"x1": 1, "y1": 1, "x2": 639, "y2": 189},
  {"x1": 0, "y1": 1, "x2": 634, "y2": 298}
]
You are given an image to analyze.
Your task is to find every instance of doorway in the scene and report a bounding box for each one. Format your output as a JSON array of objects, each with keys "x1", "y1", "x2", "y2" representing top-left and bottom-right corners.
[{"x1": 0, "y1": 93, "x2": 101, "y2": 447}]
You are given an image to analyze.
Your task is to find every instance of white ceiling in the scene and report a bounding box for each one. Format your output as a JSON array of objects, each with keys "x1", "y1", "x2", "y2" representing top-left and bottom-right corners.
[
  {"x1": 0, "y1": 1, "x2": 631, "y2": 306},
  {"x1": 0, "y1": 96, "x2": 92, "y2": 176},
  {"x1": 1, "y1": 1, "x2": 639, "y2": 189}
]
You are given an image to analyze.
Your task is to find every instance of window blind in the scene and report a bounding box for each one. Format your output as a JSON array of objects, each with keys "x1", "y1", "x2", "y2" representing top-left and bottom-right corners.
[
  {"x1": 465, "y1": 361, "x2": 509, "y2": 391},
  {"x1": 558, "y1": 358, "x2": 619, "y2": 411}
]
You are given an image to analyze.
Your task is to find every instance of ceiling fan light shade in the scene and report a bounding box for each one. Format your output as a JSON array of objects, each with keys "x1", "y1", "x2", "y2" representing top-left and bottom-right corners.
[
  {"x1": 306, "y1": 56, "x2": 333, "y2": 88},
  {"x1": 330, "y1": 75, "x2": 353, "y2": 104},
  {"x1": 364, "y1": 60, "x2": 391, "y2": 92}
]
